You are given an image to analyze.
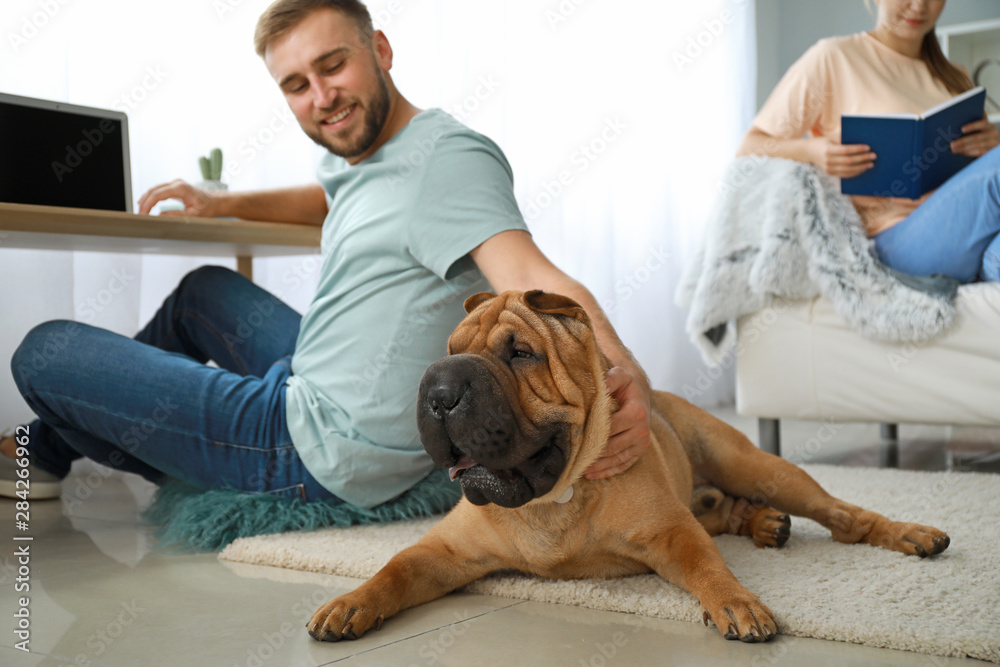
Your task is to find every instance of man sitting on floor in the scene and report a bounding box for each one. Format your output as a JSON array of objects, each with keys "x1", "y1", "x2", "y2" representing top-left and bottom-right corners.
[{"x1": 1, "y1": 0, "x2": 651, "y2": 508}]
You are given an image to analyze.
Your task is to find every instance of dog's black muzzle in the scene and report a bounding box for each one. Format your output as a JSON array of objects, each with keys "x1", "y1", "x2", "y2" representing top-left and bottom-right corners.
[{"x1": 417, "y1": 354, "x2": 565, "y2": 507}]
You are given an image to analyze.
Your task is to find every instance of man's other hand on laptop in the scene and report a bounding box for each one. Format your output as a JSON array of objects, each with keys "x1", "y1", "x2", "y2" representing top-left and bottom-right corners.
[{"x1": 139, "y1": 180, "x2": 221, "y2": 217}]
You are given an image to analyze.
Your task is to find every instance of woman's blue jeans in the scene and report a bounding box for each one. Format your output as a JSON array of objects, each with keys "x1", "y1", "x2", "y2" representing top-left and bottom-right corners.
[
  {"x1": 11, "y1": 265, "x2": 340, "y2": 502},
  {"x1": 874, "y1": 146, "x2": 1000, "y2": 283}
]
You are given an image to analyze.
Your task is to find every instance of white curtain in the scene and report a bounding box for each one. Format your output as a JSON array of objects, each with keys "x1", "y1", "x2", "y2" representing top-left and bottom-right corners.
[{"x1": 0, "y1": 0, "x2": 756, "y2": 432}]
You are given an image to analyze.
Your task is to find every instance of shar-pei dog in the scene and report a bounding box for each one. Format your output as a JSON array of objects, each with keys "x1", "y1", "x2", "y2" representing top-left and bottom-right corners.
[{"x1": 309, "y1": 290, "x2": 949, "y2": 643}]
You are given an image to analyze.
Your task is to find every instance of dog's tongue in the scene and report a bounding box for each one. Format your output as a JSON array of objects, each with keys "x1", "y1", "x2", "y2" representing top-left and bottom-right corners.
[{"x1": 448, "y1": 454, "x2": 478, "y2": 481}]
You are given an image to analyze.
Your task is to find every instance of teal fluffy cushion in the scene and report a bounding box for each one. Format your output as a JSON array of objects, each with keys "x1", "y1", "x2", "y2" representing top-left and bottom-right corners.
[{"x1": 142, "y1": 468, "x2": 461, "y2": 552}]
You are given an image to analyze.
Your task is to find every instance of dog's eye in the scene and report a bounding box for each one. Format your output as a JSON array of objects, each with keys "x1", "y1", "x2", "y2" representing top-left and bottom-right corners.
[{"x1": 513, "y1": 348, "x2": 534, "y2": 360}]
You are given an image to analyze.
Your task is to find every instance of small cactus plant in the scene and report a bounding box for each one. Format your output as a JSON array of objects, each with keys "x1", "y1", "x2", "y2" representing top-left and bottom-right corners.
[{"x1": 198, "y1": 147, "x2": 223, "y2": 182}]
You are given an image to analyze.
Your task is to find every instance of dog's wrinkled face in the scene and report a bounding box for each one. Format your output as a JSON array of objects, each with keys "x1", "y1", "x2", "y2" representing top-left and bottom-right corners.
[{"x1": 417, "y1": 290, "x2": 607, "y2": 508}]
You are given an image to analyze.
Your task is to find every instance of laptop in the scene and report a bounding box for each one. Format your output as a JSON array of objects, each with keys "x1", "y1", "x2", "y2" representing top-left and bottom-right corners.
[{"x1": 0, "y1": 92, "x2": 133, "y2": 213}]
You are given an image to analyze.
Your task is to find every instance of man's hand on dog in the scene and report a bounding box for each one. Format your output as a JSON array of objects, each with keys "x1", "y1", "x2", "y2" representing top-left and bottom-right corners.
[{"x1": 584, "y1": 366, "x2": 652, "y2": 479}]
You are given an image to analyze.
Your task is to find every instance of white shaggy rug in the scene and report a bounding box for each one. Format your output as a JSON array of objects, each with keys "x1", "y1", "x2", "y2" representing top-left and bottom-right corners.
[{"x1": 219, "y1": 464, "x2": 1000, "y2": 662}]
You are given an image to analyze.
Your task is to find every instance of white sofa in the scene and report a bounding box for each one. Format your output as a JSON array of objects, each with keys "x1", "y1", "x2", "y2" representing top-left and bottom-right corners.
[{"x1": 735, "y1": 283, "x2": 1000, "y2": 463}]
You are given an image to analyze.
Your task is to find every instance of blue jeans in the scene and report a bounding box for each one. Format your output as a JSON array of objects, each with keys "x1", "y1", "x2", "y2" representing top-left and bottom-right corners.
[
  {"x1": 11, "y1": 266, "x2": 340, "y2": 502},
  {"x1": 874, "y1": 146, "x2": 1000, "y2": 283}
]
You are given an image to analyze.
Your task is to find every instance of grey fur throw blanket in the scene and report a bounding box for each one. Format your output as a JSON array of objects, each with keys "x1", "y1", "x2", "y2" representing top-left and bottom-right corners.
[{"x1": 675, "y1": 156, "x2": 958, "y2": 367}]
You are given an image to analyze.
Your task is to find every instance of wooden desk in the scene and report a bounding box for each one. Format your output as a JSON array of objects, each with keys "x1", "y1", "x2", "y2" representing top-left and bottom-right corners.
[{"x1": 0, "y1": 202, "x2": 321, "y2": 280}]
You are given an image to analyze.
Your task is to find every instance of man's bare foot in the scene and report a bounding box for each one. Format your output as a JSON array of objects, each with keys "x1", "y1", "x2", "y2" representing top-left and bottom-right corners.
[
  {"x1": 0, "y1": 432, "x2": 63, "y2": 500},
  {"x1": 0, "y1": 435, "x2": 16, "y2": 459}
]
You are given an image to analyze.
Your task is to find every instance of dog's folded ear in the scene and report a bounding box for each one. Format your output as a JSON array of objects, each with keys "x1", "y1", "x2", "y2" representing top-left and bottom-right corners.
[
  {"x1": 523, "y1": 290, "x2": 588, "y2": 323},
  {"x1": 464, "y1": 292, "x2": 497, "y2": 314}
]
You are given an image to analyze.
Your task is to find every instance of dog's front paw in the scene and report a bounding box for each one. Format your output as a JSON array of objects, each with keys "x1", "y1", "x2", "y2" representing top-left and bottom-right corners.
[
  {"x1": 308, "y1": 595, "x2": 386, "y2": 642},
  {"x1": 701, "y1": 591, "x2": 777, "y2": 643}
]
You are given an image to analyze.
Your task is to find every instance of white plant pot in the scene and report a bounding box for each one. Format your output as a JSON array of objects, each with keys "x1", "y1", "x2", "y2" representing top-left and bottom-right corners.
[{"x1": 196, "y1": 180, "x2": 229, "y2": 192}]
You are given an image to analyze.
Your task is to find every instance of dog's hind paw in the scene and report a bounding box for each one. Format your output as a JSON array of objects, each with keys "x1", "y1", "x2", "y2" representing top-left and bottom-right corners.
[
  {"x1": 746, "y1": 508, "x2": 791, "y2": 549},
  {"x1": 880, "y1": 521, "x2": 950, "y2": 558},
  {"x1": 828, "y1": 509, "x2": 951, "y2": 557},
  {"x1": 724, "y1": 498, "x2": 791, "y2": 548}
]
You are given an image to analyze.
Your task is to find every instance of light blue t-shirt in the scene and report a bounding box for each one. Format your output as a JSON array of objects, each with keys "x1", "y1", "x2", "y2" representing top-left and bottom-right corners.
[{"x1": 285, "y1": 109, "x2": 528, "y2": 508}]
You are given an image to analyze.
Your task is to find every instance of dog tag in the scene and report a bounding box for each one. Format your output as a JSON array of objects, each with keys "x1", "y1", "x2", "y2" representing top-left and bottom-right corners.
[{"x1": 555, "y1": 485, "x2": 574, "y2": 504}]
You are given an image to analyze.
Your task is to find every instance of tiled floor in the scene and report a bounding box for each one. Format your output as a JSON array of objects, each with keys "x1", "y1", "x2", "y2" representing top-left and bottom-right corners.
[{"x1": 2, "y1": 408, "x2": 996, "y2": 667}]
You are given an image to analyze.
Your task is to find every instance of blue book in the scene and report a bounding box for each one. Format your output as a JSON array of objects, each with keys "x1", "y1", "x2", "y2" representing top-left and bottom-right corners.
[{"x1": 841, "y1": 86, "x2": 986, "y2": 199}]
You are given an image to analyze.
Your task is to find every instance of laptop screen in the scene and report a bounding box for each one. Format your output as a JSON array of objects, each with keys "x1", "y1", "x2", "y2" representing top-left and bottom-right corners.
[{"x1": 0, "y1": 93, "x2": 132, "y2": 212}]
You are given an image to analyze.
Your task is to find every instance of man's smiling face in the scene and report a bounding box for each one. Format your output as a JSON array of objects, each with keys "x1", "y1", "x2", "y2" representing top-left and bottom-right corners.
[{"x1": 265, "y1": 8, "x2": 391, "y2": 163}]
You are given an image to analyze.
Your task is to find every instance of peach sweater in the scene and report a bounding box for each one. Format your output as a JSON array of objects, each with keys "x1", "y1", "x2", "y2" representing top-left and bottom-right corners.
[{"x1": 753, "y1": 32, "x2": 955, "y2": 235}]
